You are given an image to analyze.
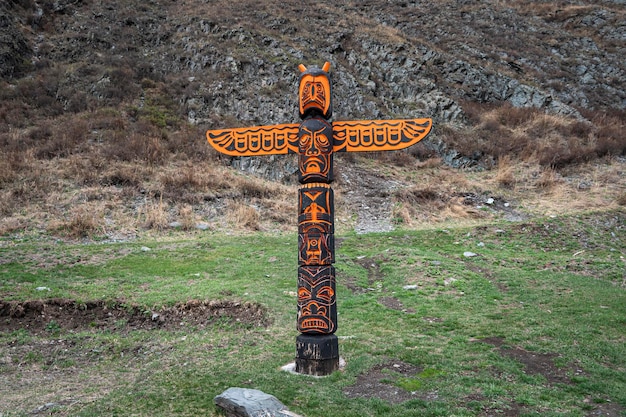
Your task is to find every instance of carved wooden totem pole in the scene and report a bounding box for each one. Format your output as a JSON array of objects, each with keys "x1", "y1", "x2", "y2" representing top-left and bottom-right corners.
[{"x1": 206, "y1": 62, "x2": 432, "y2": 376}]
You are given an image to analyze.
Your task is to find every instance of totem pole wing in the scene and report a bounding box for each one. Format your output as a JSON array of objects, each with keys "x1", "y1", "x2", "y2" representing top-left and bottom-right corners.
[
  {"x1": 332, "y1": 118, "x2": 432, "y2": 153},
  {"x1": 206, "y1": 124, "x2": 300, "y2": 156}
]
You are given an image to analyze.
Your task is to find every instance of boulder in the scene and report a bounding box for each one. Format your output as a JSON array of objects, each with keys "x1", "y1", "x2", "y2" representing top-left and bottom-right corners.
[{"x1": 214, "y1": 387, "x2": 302, "y2": 417}]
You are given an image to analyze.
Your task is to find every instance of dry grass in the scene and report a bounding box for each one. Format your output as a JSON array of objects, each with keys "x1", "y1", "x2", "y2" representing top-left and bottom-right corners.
[
  {"x1": 139, "y1": 196, "x2": 169, "y2": 231},
  {"x1": 495, "y1": 155, "x2": 516, "y2": 188},
  {"x1": 2, "y1": 128, "x2": 622, "y2": 238},
  {"x1": 47, "y1": 205, "x2": 103, "y2": 239},
  {"x1": 226, "y1": 201, "x2": 260, "y2": 231},
  {"x1": 177, "y1": 204, "x2": 197, "y2": 230},
  {"x1": 454, "y1": 102, "x2": 625, "y2": 168},
  {"x1": 535, "y1": 168, "x2": 560, "y2": 189},
  {"x1": 387, "y1": 152, "x2": 625, "y2": 228}
]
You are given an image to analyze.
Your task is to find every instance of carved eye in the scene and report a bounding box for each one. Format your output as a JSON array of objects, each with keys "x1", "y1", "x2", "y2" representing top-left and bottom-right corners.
[
  {"x1": 316, "y1": 286, "x2": 334, "y2": 302},
  {"x1": 314, "y1": 82, "x2": 325, "y2": 97},
  {"x1": 316, "y1": 134, "x2": 329, "y2": 147},
  {"x1": 298, "y1": 288, "x2": 311, "y2": 301},
  {"x1": 300, "y1": 134, "x2": 311, "y2": 147}
]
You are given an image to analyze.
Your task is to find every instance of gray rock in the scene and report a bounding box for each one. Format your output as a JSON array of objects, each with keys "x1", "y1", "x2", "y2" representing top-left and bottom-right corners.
[
  {"x1": 195, "y1": 222, "x2": 210, "y2": 230},
  {"x1": 214, "y1": 388, "x2": 302, "y2": 417},
  {"x1": 463, "y1": 251, "x2": 478, "y2": 258}
]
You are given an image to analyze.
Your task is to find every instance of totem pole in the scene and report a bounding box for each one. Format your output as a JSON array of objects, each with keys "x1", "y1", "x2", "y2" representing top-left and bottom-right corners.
[{"x1": 206, "y1": 62, "x2": 432, "y2": 376}]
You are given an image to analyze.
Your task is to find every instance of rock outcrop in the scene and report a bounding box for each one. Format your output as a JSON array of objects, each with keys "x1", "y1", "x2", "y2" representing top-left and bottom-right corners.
[{"x1": 1, "y1": 0, "x2": 623, "y2": 178}]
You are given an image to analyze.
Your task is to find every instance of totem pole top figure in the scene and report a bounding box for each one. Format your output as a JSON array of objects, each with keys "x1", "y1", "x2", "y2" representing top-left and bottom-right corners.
[
  {"x1": 298, "y1": 62, "x2": 332, "y2": 120},
  {"x1": 205, "y1": 62, "x2": 433, "y2": 161}
]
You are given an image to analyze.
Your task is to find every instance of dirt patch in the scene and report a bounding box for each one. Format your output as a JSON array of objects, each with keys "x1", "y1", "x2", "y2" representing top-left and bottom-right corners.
[
  {"x1": 378, "y1": 296, "x2": 404, "y2": 311},
  {"x1": 355, "y1": 257, "x2": 384, "y2": 282},
  {"x1": 378, "y1": 296, "x2": 416, "y2": 313},
  {"x1": 478, "y1": 401, "x2": 530, "y2": 417},
  {"x1": 343, "y1": 360, "x2": 435, "y2": 404},
  {"x1": 343, "y1": 256, "x2": 385, "y2": 294},
  {"x1": 583, "y1": 401, "x2": 626, "y2": 417},
  {"x1": 337, "y1": 163, "x2": 402, "y2": 234},
  {"x1": 0, "y1": 298, "x2": 270, "y2": 334},
  {"x1": 478, "y1": 337, "x2": 583, "y2": 385}
]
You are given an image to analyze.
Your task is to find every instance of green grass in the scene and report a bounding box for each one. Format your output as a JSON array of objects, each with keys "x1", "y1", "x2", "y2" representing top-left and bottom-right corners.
[{"x1": 0, "y1": 209, "x2": 624, "y2": 416}]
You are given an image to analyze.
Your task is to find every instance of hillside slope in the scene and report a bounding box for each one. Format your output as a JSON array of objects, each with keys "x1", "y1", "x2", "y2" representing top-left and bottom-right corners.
[{"x1": 0, "y1": 0, "x2": 624, "y2": 237}]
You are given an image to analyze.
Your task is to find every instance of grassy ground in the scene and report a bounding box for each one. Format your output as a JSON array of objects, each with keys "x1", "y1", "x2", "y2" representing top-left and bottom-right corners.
[{"x1": 1, "y1": 208, "x2": 624, "y2": 416}]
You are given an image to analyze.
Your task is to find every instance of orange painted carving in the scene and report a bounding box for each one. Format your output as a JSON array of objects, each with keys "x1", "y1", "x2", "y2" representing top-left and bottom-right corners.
[
  {"x1": 332, "y1": 118, "x2": 432, "y2": 153},
  {"x1": 299, "y1": 62, "x2": 332, "y2": 119},
  {"x1": 206, "y1": 118, "x2": 432, "y2": 157},
  {"x1": 297, "y1": 265, "x2": 337, "y2": 334},
  {"x1": 298, "y1": 117, "x2": 334, "y2": 183},
  {"x1": 206, "y1": 123, "x2": 299, "y2": 156}
]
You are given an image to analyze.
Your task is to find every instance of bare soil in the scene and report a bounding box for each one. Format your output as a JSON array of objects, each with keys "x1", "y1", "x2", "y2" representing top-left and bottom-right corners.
[
  {"x1": 337, "y1": 162, "x2": 402, "y2": 234},
  {"x1": 476, "y1": 337, "x2": 623, "y2": 417},
  {"x1": 479, "y1": 336, "x2": 582, "y2": 385},
  {"x1": 0, "y1": 298, "x2": 270, "y2": 334},
  {"x1": 342, "y1": 340, "x2": 623, "y2": 417},
  {"x1": 343, "y1": 360, "x2": 430, "y2": 404}
]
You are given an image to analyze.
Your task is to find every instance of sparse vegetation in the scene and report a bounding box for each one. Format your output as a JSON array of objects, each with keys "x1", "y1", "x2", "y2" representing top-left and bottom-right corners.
[
  {"x1": 0, "y1": 1, "x2": 625, "y2": 414},
  {"x1": 1, "y1": 212, "x2": 624, "y2": 416},
  {"x1": 0, "y1": 0, "x2": 624, "y2": 238}
]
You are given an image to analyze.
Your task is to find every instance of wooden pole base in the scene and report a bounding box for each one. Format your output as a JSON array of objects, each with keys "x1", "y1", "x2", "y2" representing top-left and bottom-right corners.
[{"x1": 295, "y1": 334, "x2": 339, "y2": 376}]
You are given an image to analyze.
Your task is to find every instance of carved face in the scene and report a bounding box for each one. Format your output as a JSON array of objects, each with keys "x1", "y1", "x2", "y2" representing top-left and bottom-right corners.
[
  {"x1": 298, "y1": 231, "x2": 334, "y2": 265},
  {"x1": 298, "y1": 62, "x2": 332, "y2": 119},
  {"x1": 298, "y1": 118, "x2": 334, "y2": 183},
  {"x1": 297, "y1": 266, "x2": 337, "y2": 334}
]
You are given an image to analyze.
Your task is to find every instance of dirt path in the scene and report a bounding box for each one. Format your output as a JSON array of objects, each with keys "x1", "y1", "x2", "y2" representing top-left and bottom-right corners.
[{"x1": 337, "y1": 162, "x2": 405, "y2": 234}]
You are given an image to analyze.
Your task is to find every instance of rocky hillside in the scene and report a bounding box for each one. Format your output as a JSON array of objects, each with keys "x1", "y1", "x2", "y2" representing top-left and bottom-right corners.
[
  {"x1": 0, "y1": 0, "x2": 624, "y2": 237},
  {"x1": 2, "y1": 0, "x2": 625, "y2": 150}
]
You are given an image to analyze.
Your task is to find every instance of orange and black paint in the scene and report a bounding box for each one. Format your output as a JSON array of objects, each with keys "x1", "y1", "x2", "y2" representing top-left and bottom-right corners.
[{"x1": 206, "y1": 62, "x2": 432, "y2": 376}]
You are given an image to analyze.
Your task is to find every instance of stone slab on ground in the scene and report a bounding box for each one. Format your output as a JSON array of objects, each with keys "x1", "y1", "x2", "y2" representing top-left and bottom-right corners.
[{"x1": 214, "y1": 387, "x2": 303, "y2": 417}]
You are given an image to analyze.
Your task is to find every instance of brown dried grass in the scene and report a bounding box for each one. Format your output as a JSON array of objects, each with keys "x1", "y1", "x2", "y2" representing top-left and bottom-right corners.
[
  {"x1": 177, "y1": 204, "x2": 197, "y2": 230},
  {"x1": 495, "y1": 155, "x2": 516, "y2": 189},
  {"x1": 47, "y1": 205, "x2": 102, "y2": 239},
  {"x1": 139, "y1": 196, "x2": 169, "y2": 231},
  {"x1": 535, "y1": 168, "x2": 560, "y2": 189},
  {"x1": 226, "y1": 201, "x2": 260, "y2": 231},
  {"x1": 454, "y1": 102, "x2": 625, "y2": 169}
]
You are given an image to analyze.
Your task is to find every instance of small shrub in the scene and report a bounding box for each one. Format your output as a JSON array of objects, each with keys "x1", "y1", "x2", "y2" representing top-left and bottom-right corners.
[
  {"x1": 387, "y1": 150, "x2": 416, "y2": 167},
  {"x1": 36, "y1": 118, "x2": 89, "y2": 159},
  {"x1": 105, "y1": 132, "x2": 168, "y2": 165},
  {"x1": 177, "y1": 204, "x2": 197, "y2": 230},
  {"x1": 496, "y1": 103, "x2": 539, "y2": 128},
  {"x1": 140, "y1": 197, "x2": 169, "y2": 230},
  {"x1": 495, "y1": 155, "x2": 516, "y2": 188},
  {"x1": 392, "y1": 204, "x2": 413, "y2": 226},
  {"x1": 226, "y1": 201, "x2": 260, "y2": 230},
  {"x1": 0, "y1": 216, "x2": 24, "y2": 235},
  {"x1": 236, "y1": 176, "x2": 275, "y2": 199},
  {"x1": 0, "y1": 154, "x2": 17, "y2": 185},
  {"x1": 536, "y1": 168, "x2": 559, "y2": 189},
  {"x1": 48, "y1": 205, "x2": 102, "y2": 239},
  {"x1": 89, "y1": 108, "x2": 126, "y2": 131},
  {"x1": 100, "y1": 164, "x2": 143, "y2": 188},
  {"x1": 416, "y1": 157, "x2": 443, "y2": 169},
  {"x1": 394, "y1": 186, "x2": 441, "y2": 205},
  {"x1": 167, "y1": 126, "x2": 212, "y2": 160}
]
